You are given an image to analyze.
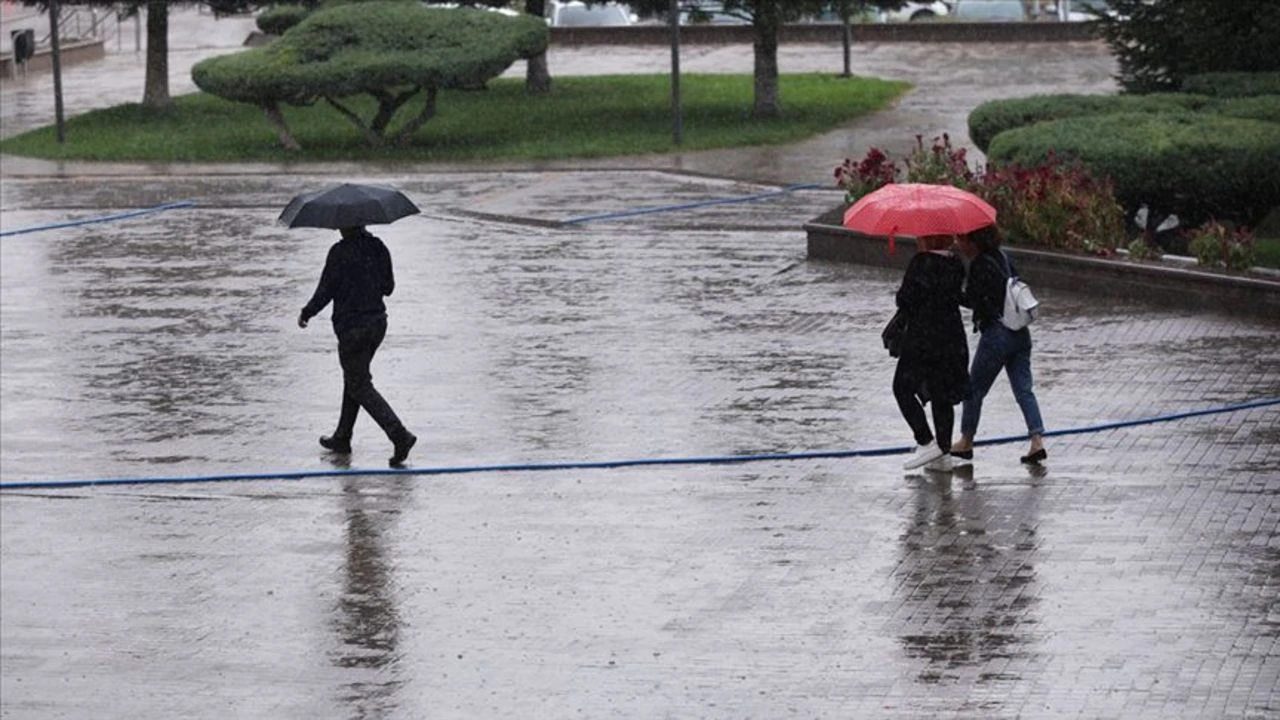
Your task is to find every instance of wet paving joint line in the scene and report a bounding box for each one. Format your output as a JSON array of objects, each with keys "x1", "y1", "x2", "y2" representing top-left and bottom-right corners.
[
  {"x1": 560, "y1": 183, "x2": 825, "y2": 225},
  {"x1": 0, "y1": 200, "x2": 198, "y2": 237},
  {"x1": 1, "y1": 398, "x2": 1276, "y2": 492},
  {"x1": 437, "y1": 208, "x2": 568, "y2": 230}
]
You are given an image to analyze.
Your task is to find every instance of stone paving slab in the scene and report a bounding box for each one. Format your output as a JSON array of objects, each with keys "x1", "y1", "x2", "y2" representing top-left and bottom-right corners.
[
  {"x1": 2, "y1": 11, "x2": 1278, "y2": 720},
  {"x1": 2, "y1": 171, "x2": 1279, "y2": 719}
]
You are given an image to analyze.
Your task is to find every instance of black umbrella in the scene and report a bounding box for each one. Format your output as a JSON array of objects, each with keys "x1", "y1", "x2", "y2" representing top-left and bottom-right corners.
[{"x1": 279, "y1": 183, "x2": 420, "y2": 229}]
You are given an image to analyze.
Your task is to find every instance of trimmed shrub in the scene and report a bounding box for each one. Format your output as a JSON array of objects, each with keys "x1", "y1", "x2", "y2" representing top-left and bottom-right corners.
[
  {"x1": 193, "y1": 2, "x2": 548, "y2": 148},
  {"x1": 968, "y1": 93, "x2": 1217, "y2": 153},
  {"x1": 256, "y1": 4, "x2": 311, "y2": 35},
  {"x1": 986, "y1": 112, "x2": 1280, "y2": 230},
  {"x1": 1212, "y1": 95, "x2": 1280, "y2": 124},
  {"x1": 1182, "y1": 72, "x2": 1280, "y2": 98}
]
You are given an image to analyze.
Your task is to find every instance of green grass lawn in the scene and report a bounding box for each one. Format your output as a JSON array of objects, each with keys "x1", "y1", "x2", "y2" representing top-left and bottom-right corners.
[{"x1": 0, "y1": 73, "x2": 909, "y2": 163}]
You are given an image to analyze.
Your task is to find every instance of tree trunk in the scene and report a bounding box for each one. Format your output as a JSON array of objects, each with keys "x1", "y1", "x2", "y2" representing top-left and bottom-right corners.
[
  {"x1": 393, "y1": 87, "x2": 438, "y2": 145},
  {"x1": 525, "y1": 0, "x2": 551, "y2": 94},
  {"x1": 142, "y1": 0, "x2": 170, "y2": 107},
  {"x1": 751, "y1": 4, "x2": 781, "y2": 118},
  {"x1": 261, "y1": 102, "x2": 301, "y2": 150},
  {"x1": 526, "y1": 53, "x2": 552, "y2": 94}
]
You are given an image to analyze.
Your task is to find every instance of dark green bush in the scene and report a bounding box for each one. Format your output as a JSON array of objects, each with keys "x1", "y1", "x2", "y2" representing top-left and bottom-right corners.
[
  {"x1": 1181, "y1": 72, "x2": 1280, "y2": 98},
  {"x1": 968, "y1": 93, "x2": 1216, "y2": 153},
  {"x1": 986, "y1": 113, "x2": 1280, "y2": 229},
  {"x1": 1094, "y1": 0, "x2": 1280, "y2": 94},
  {"x1": 256, "y1": 4, "x2": 311, "y2": 35}
]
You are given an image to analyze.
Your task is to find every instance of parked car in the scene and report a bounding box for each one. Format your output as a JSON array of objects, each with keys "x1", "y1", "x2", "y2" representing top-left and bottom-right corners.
[
  {"x1": 547, "y1": 1, "x2": 635, "y2": 27},
  {"x1": 678, "y1": 2, "x2": 751, "y2": 25},
  {"x1": 876, "y1": 1, "x2": 951, "y2": 22},
  {"x1": 951, "y1": 0, "x2": 1044, "y2": 21},
  {"x1": 1063, "y1": 0, "x2": 1114, "y2": 21}
]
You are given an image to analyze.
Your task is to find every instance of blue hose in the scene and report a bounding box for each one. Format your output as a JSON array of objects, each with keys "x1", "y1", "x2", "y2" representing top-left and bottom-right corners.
[
  {"x1": 0, "y1": 200, "x2": 198, "y2": 237},
  {"x1": 561, "y1": 183, "x2": 826, "y2": 225},
  {"x1": 1, "y1": 398, "x2": 1275, "y2": 491}
]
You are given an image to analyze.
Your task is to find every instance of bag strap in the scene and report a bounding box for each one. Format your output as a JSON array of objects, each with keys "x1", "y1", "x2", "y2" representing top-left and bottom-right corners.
[{"x1": 985, "y1": 249, "x2": 1011, "y2": 280}]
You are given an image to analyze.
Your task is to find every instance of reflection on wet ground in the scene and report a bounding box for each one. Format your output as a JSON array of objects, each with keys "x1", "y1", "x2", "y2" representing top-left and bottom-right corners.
[{"x1": 2, "y1": 172, "x2": 1278, "y2": 718}]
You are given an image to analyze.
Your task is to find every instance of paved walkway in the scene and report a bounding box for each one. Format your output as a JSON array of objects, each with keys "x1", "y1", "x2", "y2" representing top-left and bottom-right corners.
[{"x1": 2, "y1": 10, "x2": 1278, "y2": 720}]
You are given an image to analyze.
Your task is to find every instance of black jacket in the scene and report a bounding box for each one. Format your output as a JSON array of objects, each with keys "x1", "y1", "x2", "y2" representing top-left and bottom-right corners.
[
  {"x1": 963, "y1": 248, "x2": 1013, "y2": 333},
  {"x1": 301, "y1": 230, "x2": 395, "y2": 333},
  {"x1": 895, "y1": 250, "x2": 970, "y2": 405}
]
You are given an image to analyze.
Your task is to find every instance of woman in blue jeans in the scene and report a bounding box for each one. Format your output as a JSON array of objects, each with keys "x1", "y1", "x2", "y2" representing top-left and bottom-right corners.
[{"x1": 950, "y1": 226, "x2": 1047, "y2": 464}]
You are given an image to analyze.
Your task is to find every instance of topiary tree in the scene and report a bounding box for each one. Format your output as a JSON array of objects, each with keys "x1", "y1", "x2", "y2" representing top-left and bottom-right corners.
[
  {"x1": 192, "y1": 2, "x2": 548, "y2": 149},
  {"x1": 1094, "y1": 0, "x2": 1280, "y2": 94}
]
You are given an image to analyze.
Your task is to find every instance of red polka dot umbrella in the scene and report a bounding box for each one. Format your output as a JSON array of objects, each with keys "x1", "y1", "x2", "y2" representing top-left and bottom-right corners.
[{"x1": 842, "y1": 183, "x2": 997, "y2": 254}]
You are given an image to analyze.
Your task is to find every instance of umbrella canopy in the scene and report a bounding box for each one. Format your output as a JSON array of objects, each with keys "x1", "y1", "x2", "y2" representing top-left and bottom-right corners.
[
  {"x1": 279, "y1": 183, "x2": 420, "y2": 229},
  {"x1": 842, "y1": 183, "x2": 997, "y2": 249}
]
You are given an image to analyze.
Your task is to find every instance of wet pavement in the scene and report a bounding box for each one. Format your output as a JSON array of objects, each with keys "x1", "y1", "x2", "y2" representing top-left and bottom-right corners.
[{"x1": 3, "y1": 11, "x2": 1280, "y2": 720}]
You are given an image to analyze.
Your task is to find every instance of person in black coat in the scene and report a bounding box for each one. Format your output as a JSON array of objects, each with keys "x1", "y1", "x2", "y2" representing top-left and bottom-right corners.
[
  {"x1": 894, "y1": 234, "x2": 971, "y2": 471},
  {"x1": 950, "y1": 225, "x2": 1046, "y2": 465},
  {"x1": 299, "y1": 226, "x2": 417, "y2": 467}
]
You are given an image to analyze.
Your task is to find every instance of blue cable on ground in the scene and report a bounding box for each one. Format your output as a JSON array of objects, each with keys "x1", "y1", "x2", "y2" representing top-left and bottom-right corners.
[
  {"x1": 0, "y1": 200, "x2": 198, "y2": 237},
  {"x1": 561, "y1": 183, "x2": 826, "y2": 225},
  {"x1": 1, "y1": 398, "x2": 1275, "y2": 491}
]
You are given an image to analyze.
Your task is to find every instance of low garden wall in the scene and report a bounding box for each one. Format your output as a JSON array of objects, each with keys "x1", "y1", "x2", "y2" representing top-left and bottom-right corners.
[
  {"x1": 805, "y1": 211, "x2": 1280, "y2": 322},
  {"x1": 0, "y1": 38, "x2": 104, "y2": 81},
  {"x1": 551, "y1": 20, "x2": 1098, "y2": 46}
]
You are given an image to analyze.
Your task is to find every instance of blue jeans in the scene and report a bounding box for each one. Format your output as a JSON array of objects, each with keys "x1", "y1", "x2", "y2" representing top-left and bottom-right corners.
[{"x1": 960, "y1": 324, "x2": 1044, "y2": 438}]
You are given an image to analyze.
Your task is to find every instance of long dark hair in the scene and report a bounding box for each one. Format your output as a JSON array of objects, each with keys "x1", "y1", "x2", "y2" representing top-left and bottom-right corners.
[{"x1": 968, "y1": 224, "x2": 1002, "y2": 253}]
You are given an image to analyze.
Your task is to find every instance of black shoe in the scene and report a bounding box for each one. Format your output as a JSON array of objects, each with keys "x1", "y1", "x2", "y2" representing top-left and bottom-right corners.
[
  {"x1": 389, "y1": 431, "x2": 417, "y2": 467},
  {"x1": 1020, "y1": 448, "x2": 1047, "y2": 464},
  {"x1": 319, "y1": 435, "x2": 352, "y2": 454},
  {"x1": 950, "y1": 449, "x2": 974, "y2": 460}
]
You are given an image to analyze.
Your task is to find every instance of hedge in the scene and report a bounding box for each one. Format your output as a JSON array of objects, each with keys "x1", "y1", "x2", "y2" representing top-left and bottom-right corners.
[
  {"x1": 968, "y1": 93, "x2": 1218, "y2": 153},
  {"x1": 1181, "y1": 72, "x2": 1280, "y2": 98},
  {"x1": 986, "y1": 113, "x2": 1280, "y2": 229},
  {"x1": 255, "y1": 4, "x2": 311, "y2": 35}
]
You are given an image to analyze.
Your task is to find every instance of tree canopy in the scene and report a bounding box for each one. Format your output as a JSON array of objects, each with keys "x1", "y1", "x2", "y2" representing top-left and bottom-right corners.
[
  {"x1": 1094, "y1": 0, "x2": 1280, "y2": 93},
  {"x1": 192, "y1": 2, "x2": 548, "y2": 148}
]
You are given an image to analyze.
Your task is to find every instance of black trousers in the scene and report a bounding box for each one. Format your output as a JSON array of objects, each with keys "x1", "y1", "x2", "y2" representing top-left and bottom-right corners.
[
  {"x1": 333, "y1": 319, "x2": 404, "y2": 441},
  {"x1": 893, "y1": 360, "x2": 953, "y2": 453}
]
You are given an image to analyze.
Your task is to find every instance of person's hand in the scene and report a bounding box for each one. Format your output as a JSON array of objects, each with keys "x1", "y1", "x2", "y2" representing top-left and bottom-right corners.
[{"x1": 298, "y1": 312, "x2": 309, "y2": 329}]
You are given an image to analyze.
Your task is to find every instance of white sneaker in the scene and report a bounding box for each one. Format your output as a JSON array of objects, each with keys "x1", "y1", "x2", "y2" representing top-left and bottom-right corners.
[
  {"x1": 924, "y1": 454, "x2": 954, "y2": 472},
  {"x1": 903, "y1": 442, "x2": 945, "y2": 470}
]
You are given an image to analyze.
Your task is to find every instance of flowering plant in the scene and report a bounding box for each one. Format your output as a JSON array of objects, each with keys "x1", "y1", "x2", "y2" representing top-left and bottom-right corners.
[
  {"x1": 904, "y1": 134, "x2": 975, "y2": 189},
  {"x1": 834, "y1": 147, "x2": 897, "y2": 203},
  {"x1": 1188, "y1": 221, "x2": 1255, "y2": 270},
  {"x1": 976, "y1": 152, "x2": 1125, "y2": 255}
]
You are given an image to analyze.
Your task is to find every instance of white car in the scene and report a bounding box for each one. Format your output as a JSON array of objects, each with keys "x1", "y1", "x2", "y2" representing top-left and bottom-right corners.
[
  {"x1": 547, "y1": 1, "x2": 636, "y2": 26},
  {"x1": 951, "y1": 0, "x2": 1041, "y2": 21},
  {"x1": 877, "y1": 1, "x2": 951, "y2": 22}
]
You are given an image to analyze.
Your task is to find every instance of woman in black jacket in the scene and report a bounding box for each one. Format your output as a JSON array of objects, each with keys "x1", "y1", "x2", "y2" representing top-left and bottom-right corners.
[
  {"x1": 894, "y1": 234, "x2": 971, "y2": 471},
  {"x1": 950, "y1": 225, "x2": 1046, "y2": 464}
]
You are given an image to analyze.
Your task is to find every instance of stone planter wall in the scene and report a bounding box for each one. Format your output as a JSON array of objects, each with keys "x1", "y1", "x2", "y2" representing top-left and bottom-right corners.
[
  {"x1": 805, "y1": 218, "x2": 1280, "y2": 322},
  {"x1": 0, "y1": 38, "x2": 105, "y2": 81}
]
